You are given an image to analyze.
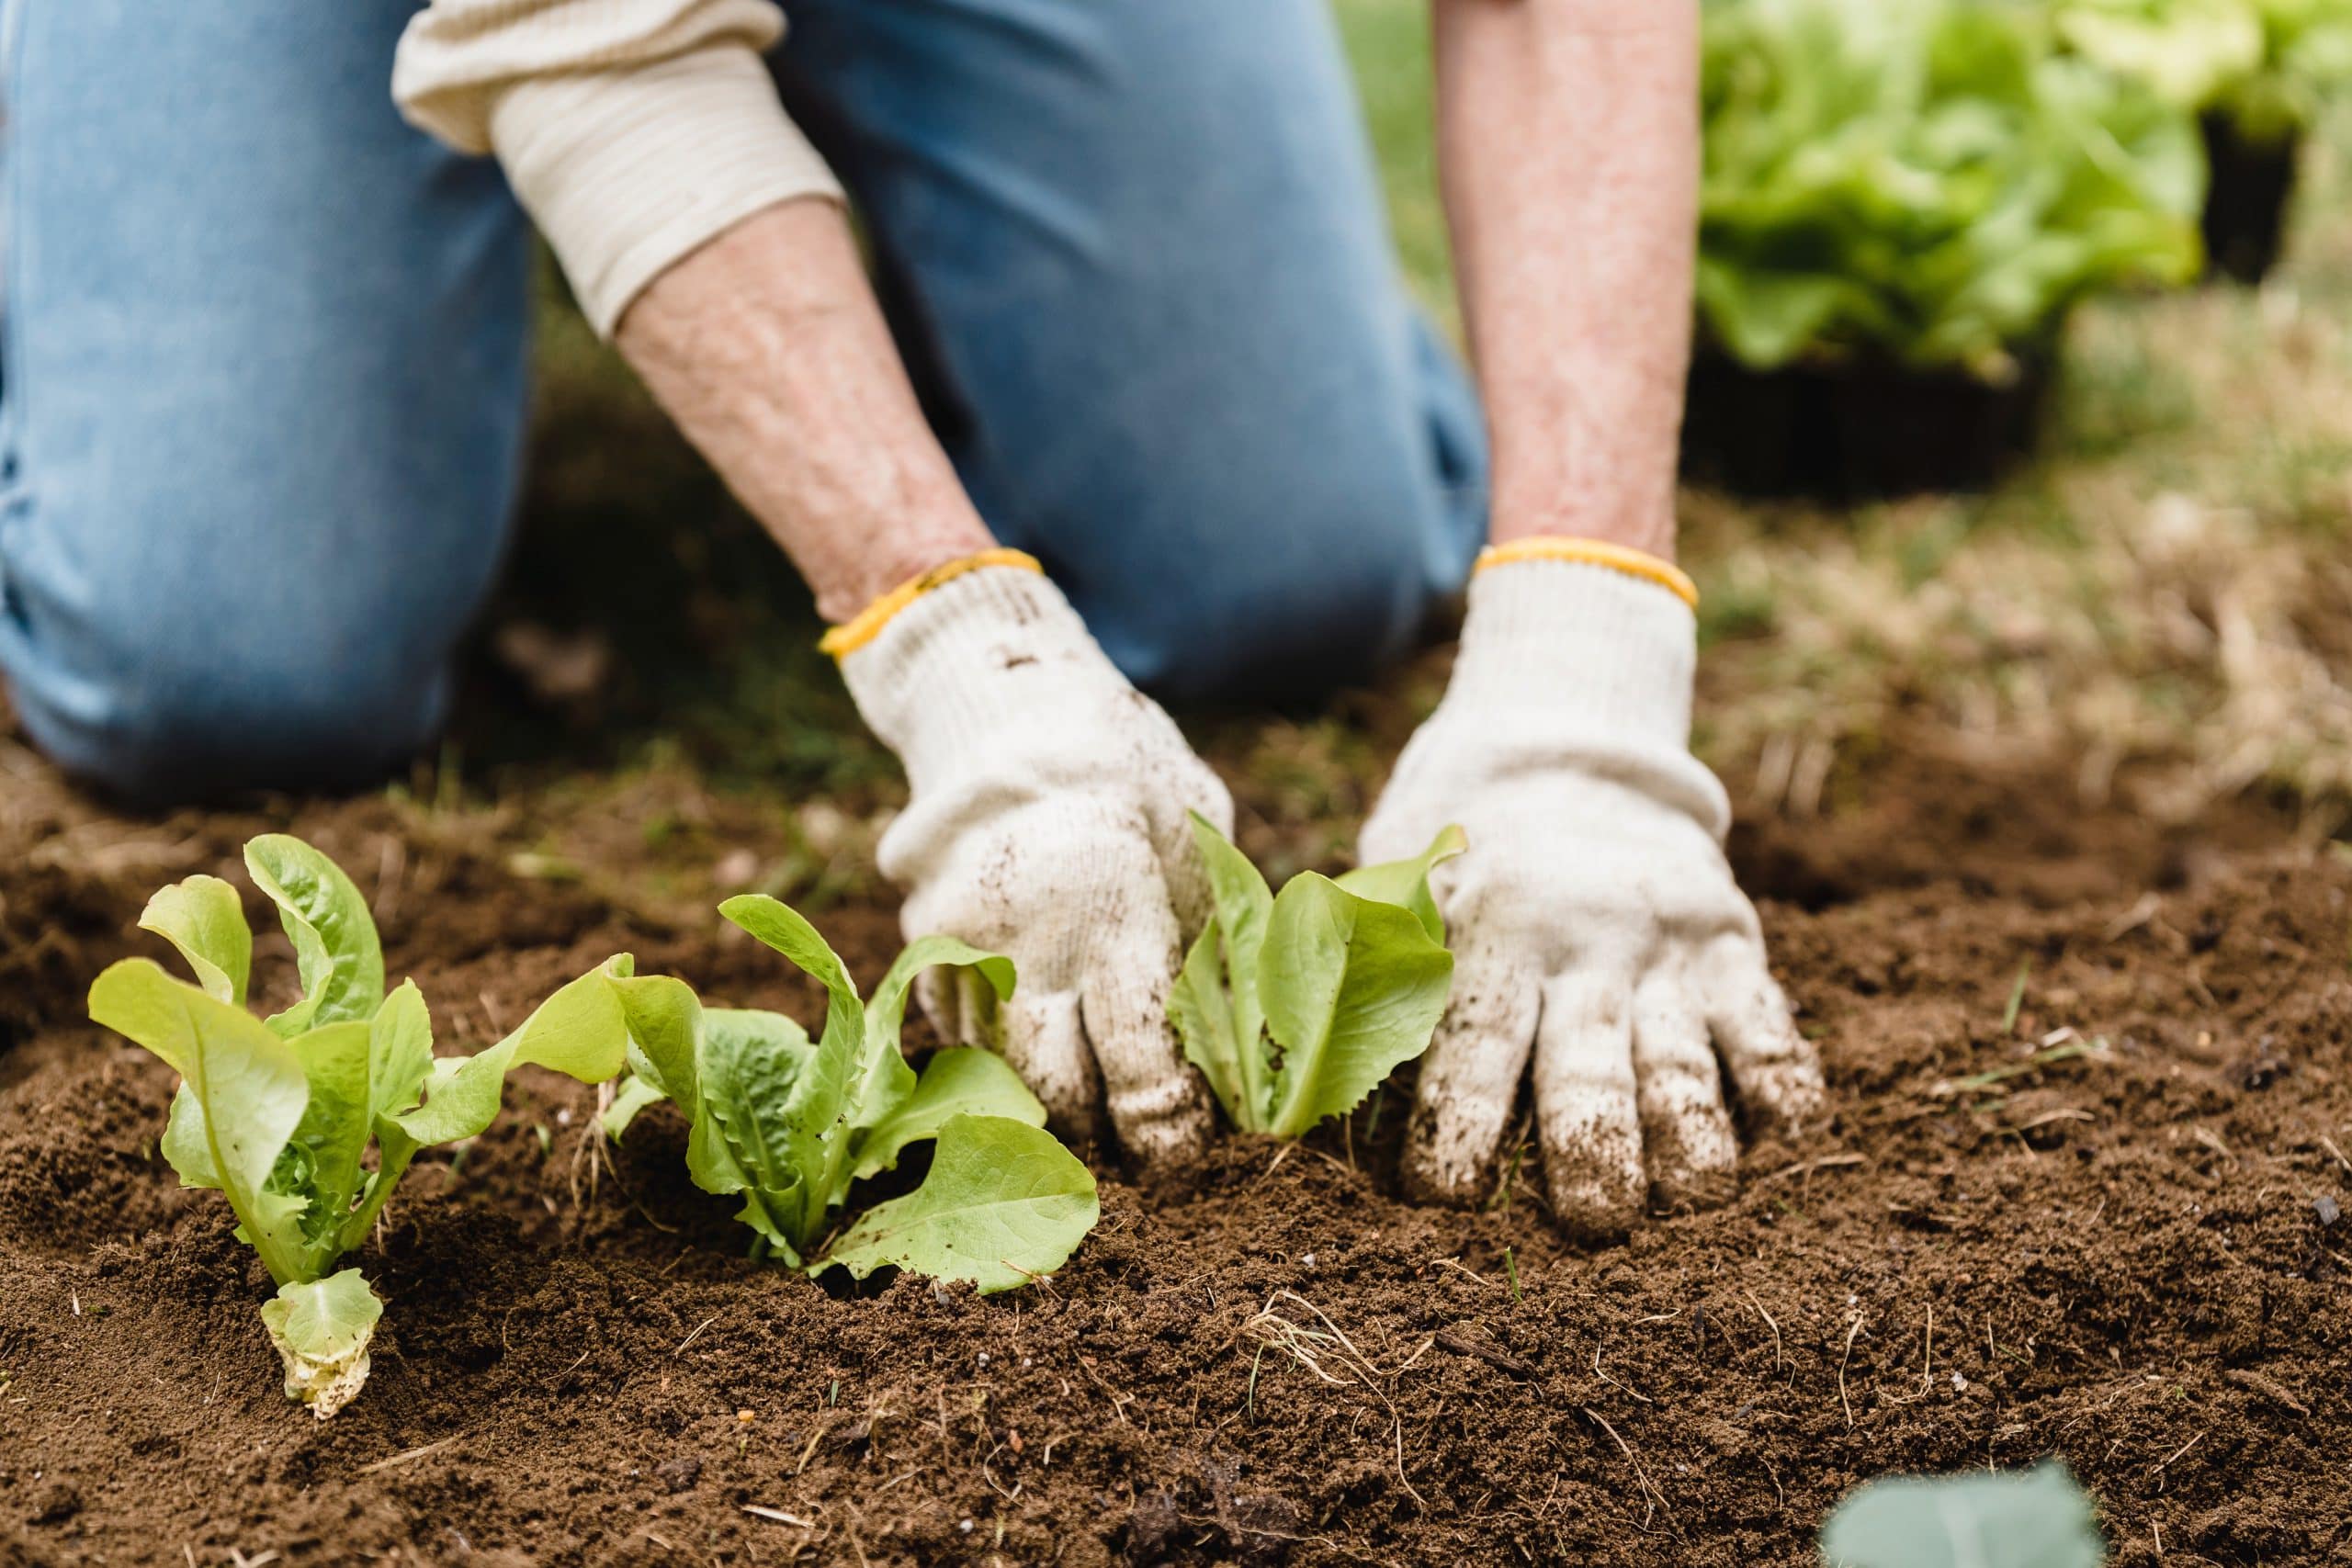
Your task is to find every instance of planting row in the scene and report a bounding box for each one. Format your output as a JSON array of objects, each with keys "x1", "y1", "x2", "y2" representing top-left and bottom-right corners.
[
  {"x1": 86, "y1": 832, "x2": 2132, "y2": 1562},
  {"x1": 86, "y1": 819, "x2": 1463, "y2": 1418}
]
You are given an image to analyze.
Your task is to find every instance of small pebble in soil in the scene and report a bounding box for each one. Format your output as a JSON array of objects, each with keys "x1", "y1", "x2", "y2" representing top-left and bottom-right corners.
[
  {"x1": 656, "y1": 1457, "x2": 702, "y2": 1495},
  {"x1": 737, "y1": 1409, "x2": 756, "y2": 1424},
  {"x1": 1299, "y1": 1253, "x2": 1316, "y2": 1267},
  {"x1": 978, "y1": 1352, "x2": 989, "y2": 1366},
  {"x1": 2317, "y1": 1195, "x2": 2341, "y2": 1227},
  {"x1": 959, "y1": 1518, "x2": 975, "y2": 1534}
]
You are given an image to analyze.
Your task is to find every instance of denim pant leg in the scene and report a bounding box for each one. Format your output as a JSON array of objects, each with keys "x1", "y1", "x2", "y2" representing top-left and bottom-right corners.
[
  {"x1": 0, "y1": 0, "x2": 532, "y2": 802},
  {"x1": 776, "y1": 0, "x2": 1489, "y2": 702}
]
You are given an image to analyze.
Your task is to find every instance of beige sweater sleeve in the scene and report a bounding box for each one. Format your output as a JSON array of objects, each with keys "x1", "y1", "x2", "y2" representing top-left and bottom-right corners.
[{"x1": 394, "y1": 0, "x2": 843, "y2": 337}]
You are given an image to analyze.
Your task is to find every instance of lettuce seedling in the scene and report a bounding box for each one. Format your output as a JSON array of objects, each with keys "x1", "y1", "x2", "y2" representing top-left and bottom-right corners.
[
  {"x1": 87, "y1": 835, "x2": 633, "y2": 1417},
  {"x1": 1169, "y1": 816, "x2": 1462, "y2": 1139},
  {"x1": 601, "y1": 895, "x2": 1098, "y2": 1292}
]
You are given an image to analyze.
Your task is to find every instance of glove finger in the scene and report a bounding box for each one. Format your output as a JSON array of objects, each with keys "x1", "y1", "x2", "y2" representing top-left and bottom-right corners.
[
  {"x1": 1403, "y1": 935, "x2": 1539, "y2": 1206},
  {"x1": 1631, "y1": 964, "x2": 1739, "y2": 1214},
  {"x1": 1702, "y1": 933, "x2": 1826, "y2": 1134},
  {"x1": 1532, "y1": 970, "x2": 1645, "y2": 1244},
  {"x1": 1001, "y1": 988, "x2": 1105, "y2": 1146},
  {"x1": 1080, "y1": 918, "x2": 1212, "y2": 1170}
]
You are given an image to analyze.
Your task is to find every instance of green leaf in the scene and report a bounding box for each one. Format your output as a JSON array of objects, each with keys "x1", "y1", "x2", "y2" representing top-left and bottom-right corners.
[
  {"x1": 820, "y1": 1114, "x2": 1099, "y2": 1293},
  {"x1": 718, "y1": 895, "x2": 865, "y2": 1188},
  {"x1": 367, "y1": 980, "x2": 435, "y2": 1127},
  {"x1": 696, "y1": 1008, "x2": 813, "y2": 1259},
  {"x1": 1334, "y1": 823, "x2": 1468, "y2": 942},
  {"x1": 2055, "y1": 0, "x2": 2264, "y2": 112},
  {"x1": 605, "y1": 971, "x2": 705, "y2": 1110},
  {"x1": 1190, "y1": 812, "x2": 1275, "y2": 1016},
  {"x1": 396, "y1": 956, "x2": 633, "y2": 1146},
  {"x1": 1171, "y1": 818, "x2": 1463, "y2": 1138},
  {"x1": 859, "y1": 936, "x2": 1016, "y2": 1130},
  {"x1": 1820, "y1": 1462, "x2": 2107, "y2": 1568},
  {"x1": 326, "y1": 981, "x2": 438, "y2": 1255},
  {"x1": 89, "y1": 959, "x2": 311, "y2": 1283},
  {"x1": 282, "y1": 1019, "x2": 377, "y2": 1247},
  {"x1": 1260, "y1": 876, "x2": 1456, "y2": 1140},
  {"x1": 1170, "y1": 813, "x2": 1277, "y2": 1130},
  {"x1": 161, "y1": 1084, "x2": 219, "y2": 1190},
  {"x1": 244, "y1": 836, "x2": 385, "y2": 1036},
  {"x1": 601, "y1": 1075, "x2": 670, "y2": 1141},
  {"x1": 137, "y1": 874, "x2": 251, "y2": 1006},
  {"x1": 1696, "y1": 0, "x2": 2204, "y2": 372},
  {"x1": 853, "y1": 1048, "x2": 1047, "y2": 1180},
  {"x1": 1170, "y1": 927, "x2": 1257, "y2": 1130},
  {"x1": 259, "y1": 1269, "x2": 383, "y2": 1420}
]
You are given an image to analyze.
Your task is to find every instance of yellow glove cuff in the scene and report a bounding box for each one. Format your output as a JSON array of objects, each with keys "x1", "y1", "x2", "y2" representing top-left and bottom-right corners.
[
  {"x1": 1473, "y1": 536, "x2": 1698, "y2": 610},
  {"x1": 817, "y1": 547, "x2": 1045, "y2": 659}
]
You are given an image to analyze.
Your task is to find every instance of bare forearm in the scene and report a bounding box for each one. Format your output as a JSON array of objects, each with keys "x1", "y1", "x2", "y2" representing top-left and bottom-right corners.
[
  {"x1": 1434, "y1": 0, "x2": 1698, "y2": 559},
  {"x1": 614, "y1": 199, "x2": 995, "y2": 622}
]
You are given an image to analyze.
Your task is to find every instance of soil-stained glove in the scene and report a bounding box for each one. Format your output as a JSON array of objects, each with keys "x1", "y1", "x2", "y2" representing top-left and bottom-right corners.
[
  {"x1": 834, "y1": 552, "x2": 1227, "y2": 1167},
  {"x1": 1359, "y1": 540, "x2": 1825, "y2": 1239}
]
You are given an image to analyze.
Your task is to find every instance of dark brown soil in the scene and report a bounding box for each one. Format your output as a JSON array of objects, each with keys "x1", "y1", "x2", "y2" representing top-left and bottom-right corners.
[{"x1": 1, "y1": 732, "x2": 2346, "y2": 1568}]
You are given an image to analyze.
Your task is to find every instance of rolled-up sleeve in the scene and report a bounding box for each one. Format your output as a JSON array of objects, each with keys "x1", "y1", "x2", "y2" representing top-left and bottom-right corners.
[{"x1": 394, "y1": 0, "x2": 843, "y2": 336}]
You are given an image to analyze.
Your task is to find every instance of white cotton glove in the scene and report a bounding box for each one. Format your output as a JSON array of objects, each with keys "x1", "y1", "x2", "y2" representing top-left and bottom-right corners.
[
  {"x1": 1359, "y1": 547, "x2": 1825, "y2": 1240},
  {"x1": 838, "y1": 559, "x2": 1228, "y2": 1167}
]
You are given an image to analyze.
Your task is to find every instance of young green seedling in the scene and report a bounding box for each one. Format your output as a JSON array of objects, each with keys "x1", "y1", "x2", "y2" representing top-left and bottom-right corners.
[
  {"x1": 601, "y1": 895, "x2": 1098, "y2": 1292},
  {"x1": 87, "y1": 835, "x2": 635, "y2": 1417},
  {"x1": 1168, "y1": 815, "x2": 1462, "y2": 1139}
]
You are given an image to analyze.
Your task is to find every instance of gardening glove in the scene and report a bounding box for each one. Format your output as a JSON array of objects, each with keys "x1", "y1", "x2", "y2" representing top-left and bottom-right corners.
[
  {"x1": 1359, "y1": 539, "x2": 1826, "y2": 1240},
  {"x1": 832, "y1": 550, "x2": 1227, "y2": 1168}
]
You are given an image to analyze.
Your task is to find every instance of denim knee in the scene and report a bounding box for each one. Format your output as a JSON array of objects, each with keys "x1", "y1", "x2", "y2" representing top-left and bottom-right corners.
[
  {"x1": 1076, "y1": 457, "x2": 1476, "y2": 705},
  {"x1": 1, "y1": 0, "x2": 533, "y2": 805},
  {"x1": 7, "y1": 613, "x2": 451, "y2": 807}
]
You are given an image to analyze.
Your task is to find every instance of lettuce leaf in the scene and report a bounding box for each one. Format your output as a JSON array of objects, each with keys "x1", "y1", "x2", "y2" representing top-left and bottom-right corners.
[
  {"x1": 1172, "y1": 816, "x2": 1459, "y2": 1138},
  {"x1": 820, "y1": 1115, "x2": 1099, "y2": 1292},
  {"x1": 601, "y1": 897, "x2": 1090, "y2": 1292},
  {"x1": 1699, "y1": 0, "x2": 2204, "y2": 377},
  {"x1": 89, "y1": 836, "x2": 629, "y2": 1417}
]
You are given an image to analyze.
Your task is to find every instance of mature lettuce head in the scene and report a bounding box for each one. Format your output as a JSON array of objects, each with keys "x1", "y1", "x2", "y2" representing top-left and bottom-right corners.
[{"x1": 1699, "y1": 0, "x2": 2204, "y2": 378}]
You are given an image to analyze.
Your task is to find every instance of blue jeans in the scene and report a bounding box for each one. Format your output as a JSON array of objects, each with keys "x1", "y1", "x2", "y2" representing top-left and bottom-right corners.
[{"x1": 0, "y1": 0, "x2": 1487, "y2": 801}]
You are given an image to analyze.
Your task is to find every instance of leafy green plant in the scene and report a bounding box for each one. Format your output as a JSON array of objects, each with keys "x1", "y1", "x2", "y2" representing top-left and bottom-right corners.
[
  {"x1": 2052, "y1": 0, "x2": 2352, "y2": 144},
  {"x1": 87, "y1": 836, "x2": 633, "y2": 1416},
  {"x1": 1698, "y1": 0, "x2": 2204, "y2": 378},
  {"x1": 2051, "y1": 0, "x2": 2265, "y2": 113},
  {"x1": 1168, "y1": 816, "x2": 1460, "y2": 1138},
  {"x1": 600, "y1": 896, "x2": 1098, "y2": 1292},
  {"x1": 1820, "y1": 1461, "x2": 2107, "y2": 1567},
  {"x1": 2235, "y1": 0, "x2": 2352, "y2": 140}
]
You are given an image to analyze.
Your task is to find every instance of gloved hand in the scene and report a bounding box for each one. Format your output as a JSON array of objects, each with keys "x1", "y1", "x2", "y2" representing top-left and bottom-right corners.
[
  {"x1": 1359, "y1": 541, "x2": 1824, "y2": 1239},
  {"x1": 835, "y1": 552, "x2": 1227, "y2": 1167}
]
